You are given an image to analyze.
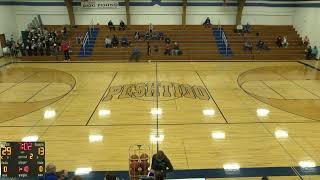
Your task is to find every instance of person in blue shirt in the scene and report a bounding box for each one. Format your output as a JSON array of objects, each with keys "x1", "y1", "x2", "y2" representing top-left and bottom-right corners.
[
  {"x1": 40, "y1": 163, "x2": 57, "y2": 180},
  {"x1": 311, "y1": 46, "x2": 318, "y2": 59}
]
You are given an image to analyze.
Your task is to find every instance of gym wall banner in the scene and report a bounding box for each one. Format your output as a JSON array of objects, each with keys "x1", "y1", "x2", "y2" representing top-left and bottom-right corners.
[{"x1": 81, "y1": 0, "x2": 119, "y2": 8}]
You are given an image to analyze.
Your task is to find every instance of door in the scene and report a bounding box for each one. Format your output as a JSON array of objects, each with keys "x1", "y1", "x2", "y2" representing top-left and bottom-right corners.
[{"x1": 0, "y1": 34, "x2": 5, "y2": 47}]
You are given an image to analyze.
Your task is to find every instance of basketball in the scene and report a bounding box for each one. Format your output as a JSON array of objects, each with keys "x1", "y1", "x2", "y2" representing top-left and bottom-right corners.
[
  {"x1": 140, "y1": 153, "x2": 149, "y2": 160},
  {"x1": 130, "y1": 160, "x2": 139, "y2": 169},
  {"x1": 130, "y1": 154, "x2": 139, "y2": 161},
  {"x1": 129, "y1": 168, "x2": 139, "y2": 177},
  {"x1": 139, "y1": 161, "x2": 150, "y2": 170}
]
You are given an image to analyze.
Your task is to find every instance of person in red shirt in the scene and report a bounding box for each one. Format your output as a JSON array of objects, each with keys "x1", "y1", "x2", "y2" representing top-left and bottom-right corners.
[{"x1": 61, "y1": 41, "x2": 70, "y2": 61}]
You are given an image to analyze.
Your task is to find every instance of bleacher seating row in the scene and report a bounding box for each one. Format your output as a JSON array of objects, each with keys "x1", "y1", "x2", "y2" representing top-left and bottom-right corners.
[{"x1": 19, "y1": 25, "x2": 305, "y2": 62}]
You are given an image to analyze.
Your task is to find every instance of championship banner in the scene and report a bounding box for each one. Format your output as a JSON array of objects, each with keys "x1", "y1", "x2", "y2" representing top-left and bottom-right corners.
[{"x1": 81, "y1": 0, "x2": 119, "y2": 9}]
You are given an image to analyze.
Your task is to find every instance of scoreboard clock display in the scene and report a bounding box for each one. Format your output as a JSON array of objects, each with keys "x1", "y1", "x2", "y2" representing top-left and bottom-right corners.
[{"x1": 1, "y1": 142, "x2": 45, "y2": 178}]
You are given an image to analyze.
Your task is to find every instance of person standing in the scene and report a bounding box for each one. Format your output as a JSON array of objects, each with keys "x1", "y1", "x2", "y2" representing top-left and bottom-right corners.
[
  {"x1": 149, "y1": 23, "x2": 154, "y2": 33},
  {"x1": 130, "y1": 47, "x2": 141, "y2": 62},
  {"x1": 147, "y1": 41, "x2": 151, "y2": 56},
  {"x1": 61, "y1": 41, "x2": 70, "y2": 61},
  {"x1": 40, "y1": 163, "x2": 58, "y2": 180},
  {"x1": 311, "y1": 46, "x2": 318, "y2": 59},
  {"x1": 151, "y1": 150, "x2": 174, "y2": 178}
]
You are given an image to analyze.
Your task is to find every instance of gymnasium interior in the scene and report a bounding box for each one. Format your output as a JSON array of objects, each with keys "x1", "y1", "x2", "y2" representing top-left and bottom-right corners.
[{"x1": 0, "y1": 0, "x2": 320, "y2": 179}]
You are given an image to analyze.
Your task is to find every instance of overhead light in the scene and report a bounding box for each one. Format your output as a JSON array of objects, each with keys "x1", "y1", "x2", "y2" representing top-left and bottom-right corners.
[
  {"x1": 98, "y1": 109, "x2": 111, "y2": 117},
  {"x1": 203, "y1": 109, "x2": 215, "y2": 116},
  {"x1": 150, "y1": 134, "x2": 164, "y2": 144},
  {"x1": 299, "y1": 161, "x2": 316, "y2": 168},
  {"x1": 75, "y1": 167, "x2": 92, "y2": 175},
  {"x1": 150, "y1": 108, "x2": 162, "y2": 115},
  {"x1": 89, "y1": 135, "x2": 103, "y2": 142},
  {"x1": 223, "y1": 163, "x2": 240, "y2": 170},
  {"x1": 22, "y1": 135, "x2": 39, "y2": 142},
  {"x1": 256, "y1": 108, "x2": 269, "y2": 117},
  {"x1": 44, "y1": 110, "x2": 56, "y2": 119},
  {"x1": 274, "y1": 130, "x2": 288, "y2": 138},
  {"x1": 211, "y1": 132, "x2": 225, "y2": 139}
]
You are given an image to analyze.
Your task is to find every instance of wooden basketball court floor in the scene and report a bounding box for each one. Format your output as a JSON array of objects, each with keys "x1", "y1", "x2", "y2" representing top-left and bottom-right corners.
[{"x1": 0, "y1": 59, "x2": 320, "y2": 179}]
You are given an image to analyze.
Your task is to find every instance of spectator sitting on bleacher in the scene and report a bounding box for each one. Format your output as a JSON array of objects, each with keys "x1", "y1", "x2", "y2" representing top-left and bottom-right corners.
[
  {"x1": 305, "y1": 45, "x2": 312, "y2": 60},
  {"x1": 108, "y1": 20, "x2": 116, "y2": 31},
  {"x1": 105, "y1": 36, "x2": 112, "y2": 48},
  {"x1": 31, "y1": 40, "x2": 37, "y2": 56},
  {"x1": 164, "y1": 43, "x2": 172, "y2": 55},
  {"x1": 119, "y1": 20, "x2": 126, "y2": 31},
  {"x1": 111, "y1": 35, "x2": 119, "y2": 48},
  {"x1": 158, "y1": 32, "x2": 164, "y2": 40},
  {"x1": 165, "y1": 37, "x2": 171, "y2": 44},
  {"x1": 311, "y1": 46, "x2": 318, "y2": 59},
  {"x1": 76, "y1": 33, "x2": 83, "y2": 45},
  {"x1": 303, "y1": 36, "x2": 310, "y2": 46},
  {"x1": 172, "y1": 42, "x2": 182, "y2": 55},
  {"x1": 51, "y1": 43, "x2": 59, "y2": 56},
  {"x1": 145, "y1": 31, "x2": 150, "y2": 40},
  {"x1": 203, "y1": 17, "x2": 211, "y2": 28},
  {"x1": 130, "y1": 47, "x2": 141, "y2": 62},
  {"x1": 276, "y1": 36, "x2": 282, "y2": 48},
  {"x1": 134, "y1": 31, "x2": 140, "y2": 40},
  {"x1": 282, "y1": 36, "x2": 289, "y2": 48},
  {"x1": 244, "y1": 39, "x2": 253, "y2": 52},
  {"x1": 256, "y1": 39, "x2": 269, "y2": 50},
  {"x1": 151, "y1": 32, "x2": 158, "y2": 40},
  {"x1": 21, "y1": 26, "x2": 65, "y2": 57},
  {"x1": 121, "y1": 36, "x2": 129, "y2": 47},
  {"x1": 243, "y1": 23, "x2": 251, "y2": 33},
  {"x1": 235, "y1": 24, "x2": 243, "y2": 33}
]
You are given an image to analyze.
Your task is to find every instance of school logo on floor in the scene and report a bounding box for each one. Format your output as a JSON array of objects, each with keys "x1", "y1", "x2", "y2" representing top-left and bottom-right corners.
[{"x1": 103, "y1": 81, "x2": 210, "y2": 101}]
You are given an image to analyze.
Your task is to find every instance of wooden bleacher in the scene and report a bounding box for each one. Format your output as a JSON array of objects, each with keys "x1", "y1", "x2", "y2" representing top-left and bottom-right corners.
[
  {"x1": 224, "y1": 25, "x2": 305, "y2": 60},
  {"x1": 19, "y1": 25, "x2": 305, "y2": 62}
]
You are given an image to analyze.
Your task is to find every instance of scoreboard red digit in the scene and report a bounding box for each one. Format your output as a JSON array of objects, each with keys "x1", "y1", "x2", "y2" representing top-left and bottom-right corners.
[{"x1": 1, "y1": 142, "x2": 45, "y2": 178}]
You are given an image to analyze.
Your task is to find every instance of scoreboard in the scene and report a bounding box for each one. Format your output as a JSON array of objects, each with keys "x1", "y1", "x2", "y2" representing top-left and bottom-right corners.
[{"x1": 1, "y1": 142, "x2": 45, "y2": 178}]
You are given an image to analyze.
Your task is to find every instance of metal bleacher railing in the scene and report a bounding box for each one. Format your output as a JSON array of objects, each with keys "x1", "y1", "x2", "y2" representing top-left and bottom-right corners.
[
  {"x1": 218, "y1": 22, "x2": 229, "y2": 55},
  {"x1": 82, "y1": 19, "x2": 95, "y2": 56}
]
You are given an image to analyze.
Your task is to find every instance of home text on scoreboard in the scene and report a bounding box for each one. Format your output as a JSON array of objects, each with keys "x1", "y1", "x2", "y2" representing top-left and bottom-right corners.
[{"x1": 1, "y1": 142, "x2": 45, "y2": 178}]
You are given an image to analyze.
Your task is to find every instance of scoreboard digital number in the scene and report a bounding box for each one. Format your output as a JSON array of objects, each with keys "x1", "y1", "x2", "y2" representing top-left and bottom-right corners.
[{"x1": 1, "y1": 142, "x2": 45, "y2": 178}]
